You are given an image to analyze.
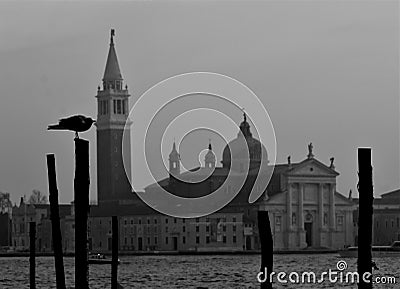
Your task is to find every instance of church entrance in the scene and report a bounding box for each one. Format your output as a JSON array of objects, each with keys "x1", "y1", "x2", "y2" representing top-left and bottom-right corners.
[{"x1": 305, "y1": 222, "x2": 313, "y2": 247}]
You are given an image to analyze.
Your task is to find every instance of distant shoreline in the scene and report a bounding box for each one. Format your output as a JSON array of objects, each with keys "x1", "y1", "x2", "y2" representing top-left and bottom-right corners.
[{"x1": 0, "y1": 249, "x2": 337, "y2": 257}]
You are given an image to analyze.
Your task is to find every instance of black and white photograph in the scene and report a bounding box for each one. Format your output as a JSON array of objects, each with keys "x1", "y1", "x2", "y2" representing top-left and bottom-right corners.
[{"x1": 0, "y1": 1, "x2": 398, "y2": 288}]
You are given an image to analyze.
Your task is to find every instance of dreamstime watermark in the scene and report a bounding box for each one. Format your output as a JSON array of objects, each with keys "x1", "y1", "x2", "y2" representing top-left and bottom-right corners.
[
  {"x1": 122, "y1": 72, "x2": 277, "y2": 218},
  {"x1": 257, "y1": 260, "x2": 397, "y2": 285}
]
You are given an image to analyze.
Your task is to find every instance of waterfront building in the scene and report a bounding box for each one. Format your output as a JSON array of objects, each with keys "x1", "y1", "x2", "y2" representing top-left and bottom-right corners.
[{"x1": 353, "y1": 189, "x2": 400, "y2": 246}]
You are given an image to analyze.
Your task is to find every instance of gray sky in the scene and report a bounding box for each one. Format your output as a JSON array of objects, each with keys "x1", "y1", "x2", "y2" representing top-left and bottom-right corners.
[{"x1": 0, "y1": 1, "x2": 398, "y2": 205}]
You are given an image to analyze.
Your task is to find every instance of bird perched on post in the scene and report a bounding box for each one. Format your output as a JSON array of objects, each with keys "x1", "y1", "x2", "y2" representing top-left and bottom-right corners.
[{"x1": 48, "y1": 115, "x2": 96, "y2": 138}]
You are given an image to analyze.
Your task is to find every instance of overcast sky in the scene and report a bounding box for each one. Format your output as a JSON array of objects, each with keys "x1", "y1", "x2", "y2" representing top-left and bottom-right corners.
[{"x1": 0, "y1": 1, "x2": 398, "y2": 205}]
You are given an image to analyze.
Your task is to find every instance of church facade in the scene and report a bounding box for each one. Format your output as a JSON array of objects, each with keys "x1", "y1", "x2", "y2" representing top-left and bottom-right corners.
[{"x1": 144, "y1": 119, "x2": 355, "y2": 250}]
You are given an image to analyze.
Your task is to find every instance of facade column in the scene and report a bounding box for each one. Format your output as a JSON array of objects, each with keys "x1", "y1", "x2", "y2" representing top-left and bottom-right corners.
[
  {"x1": 287, "y1": 184, "x2": 292, "y2": 230},
  {"x1": 298, "y1": 183, "x2": 304, "y2": 229},
  {"x1": 286, "y1": 183, "x2": 293, "y2": 248},
  {"x1": 298, "y1": 183, "x2": 306, "y2": 248},
  {"x1": 318, "y1": 183, "x2": 324, "y2": 247},
  {"x1": 329, "y1": 183, "x2": 336, "y2": 247}
]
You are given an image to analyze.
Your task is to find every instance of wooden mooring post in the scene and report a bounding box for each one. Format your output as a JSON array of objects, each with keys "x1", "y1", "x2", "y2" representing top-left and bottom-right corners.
[
  {"x1": 357, "y1": 148, "x2": 374, "y2": 289},
  {"x1": 111, "y1": 215, "x2": 119, "y2": 289},
  {"x1": 74, "y1": 138, "x2": 90, "y2": 289},
  {"x1": 30, "y1": 221, "x2": 36, "y2": 289},
  {"x1": 47, "y1": 154, "x2": 66, "y2": 289},
  {"x1": 258, "y1": 211, "x2": 273, "y2": 289}
]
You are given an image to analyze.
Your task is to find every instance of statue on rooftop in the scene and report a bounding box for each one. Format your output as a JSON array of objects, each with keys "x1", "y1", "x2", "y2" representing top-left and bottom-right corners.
[{"x1": 307, "y1": 142, "x2": 314, "y2": 159}]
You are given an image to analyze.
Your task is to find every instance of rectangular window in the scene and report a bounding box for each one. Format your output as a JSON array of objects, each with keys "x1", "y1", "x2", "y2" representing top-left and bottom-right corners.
[
  {"x1": 165, "y1": 218, "x2": 168, "y2": 224},
  {"x1": 223, "y1": 236, "x2": 227, "y2": 243},
  {"x1": 147, "y1": 237, "x2": 150, "y2": 245},
  {"x1": 154, "y1": 237, "x2": 158, "y2": 245},
  {"x1": 122, "y1": 99, "x2": 126, "y2": 114},
  {"x1": 275, "y1": 216, "x2": 281, "y2": 232},
  {"x1": 196, "y1": 236, "x2": 200, "y2": 244},
  {"x1": 165, "y1": 237, "x2": 168, "y2": 245},
  {"x1": 233, "y1": 236, "x2": 237, "y2": 243},
  {"x1": 337, "y1": 216, "x2": 344, "y2": 225},
  {"x1": 182, "y1": 236, "x2": 186, "y2": 244},
  {"x1": 206, "y1": 225, "x2": 210, "y2": 232},
  {"x1": 105, "y1": 101, "x2": 109, "y2": 114},
  {"x1": 113, "y1": 100, "x2": 116, "y2": 114},
  {"x1": 206, "y1": 236, "x2": 210, "y2": 244},
  {"x1": 117, "y1": 100, "x2": 122, "y2": 114},
  {"x1": 196, "y1": 226, "x2": 199, "y2": 232},
  {"x1": 182, "y1": 226, "x2": 186, "y2": 233},
  {"x1": 233, "y1": 225, "x2": 236, "y2": 232}
]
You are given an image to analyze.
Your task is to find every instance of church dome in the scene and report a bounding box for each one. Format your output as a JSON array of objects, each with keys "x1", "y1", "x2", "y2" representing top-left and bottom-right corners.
[{"x1": 222, "y1": 113, "x2": 268, "y2": 171}]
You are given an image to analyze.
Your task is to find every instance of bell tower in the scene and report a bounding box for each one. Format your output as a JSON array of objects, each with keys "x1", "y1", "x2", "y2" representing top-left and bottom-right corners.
[
  {"x1": 169, "y1": 142, "x2": 180, "y2": 178},
  {"x1": 95, "y1": 29, "x2": 132, "y2": 204}
]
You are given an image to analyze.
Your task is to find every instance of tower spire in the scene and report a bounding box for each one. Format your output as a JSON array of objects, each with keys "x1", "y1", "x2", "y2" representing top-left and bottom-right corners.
[
  {"x1": 110, "y1": 29, "x2": 115, "y2": 45},
  {"x1": 103, "y1": 29, "x2": 122, "y2": 84}
]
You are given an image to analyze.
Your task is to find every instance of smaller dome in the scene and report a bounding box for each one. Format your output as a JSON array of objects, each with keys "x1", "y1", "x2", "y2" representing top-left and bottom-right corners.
[{"x1": 205, "y1": 142, "x2": 216, "y2": 168}]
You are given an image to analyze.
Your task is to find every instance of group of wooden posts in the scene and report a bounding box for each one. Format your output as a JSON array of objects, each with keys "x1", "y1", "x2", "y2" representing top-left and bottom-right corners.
[
  {"x1": 29, "y1": 139, "x2": 120, "y2": 289},
  {"x1": 29, "y1": 139, "x2": 374, "y2": 289}
]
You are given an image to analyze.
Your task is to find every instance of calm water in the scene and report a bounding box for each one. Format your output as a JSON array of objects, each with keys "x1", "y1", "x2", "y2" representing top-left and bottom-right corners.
[{"x1": 0, "y1": 254, "x2": 398, "y2": 288}]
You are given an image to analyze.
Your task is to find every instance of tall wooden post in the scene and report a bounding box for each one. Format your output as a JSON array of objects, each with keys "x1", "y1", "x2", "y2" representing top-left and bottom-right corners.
[
  {"x1": 111, "y1": 216, "x2": 119, "y2": 289},
  {"x1": 258, "y1": 211, "x2": 273, "y2": 289},
  {"x1": 30, "y1": 221, "x2": 36, "y2": 289},
  {"x1": 47, "y1": 154, "x2": 66, "y2": 289},
  {"x1": 74, "y1": 139, "x2": 90, "y2": 289},
  {"x1": 357, "y1": 148, "x2": 373, "y2": 289}
]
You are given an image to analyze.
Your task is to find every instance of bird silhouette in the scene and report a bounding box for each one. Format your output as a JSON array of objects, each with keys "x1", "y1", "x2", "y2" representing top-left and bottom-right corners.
[{"x1": 48, "y1": 115, "x2": 96, "y2": 138}]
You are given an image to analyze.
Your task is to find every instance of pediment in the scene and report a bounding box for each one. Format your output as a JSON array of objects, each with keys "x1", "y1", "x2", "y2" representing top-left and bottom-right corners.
[
  {"x1": 288, "y1": 158, "x2": 339, "y2": 177},
  {"x1": 335, "y1": 192, "x2": 354, "y2": 206}
]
